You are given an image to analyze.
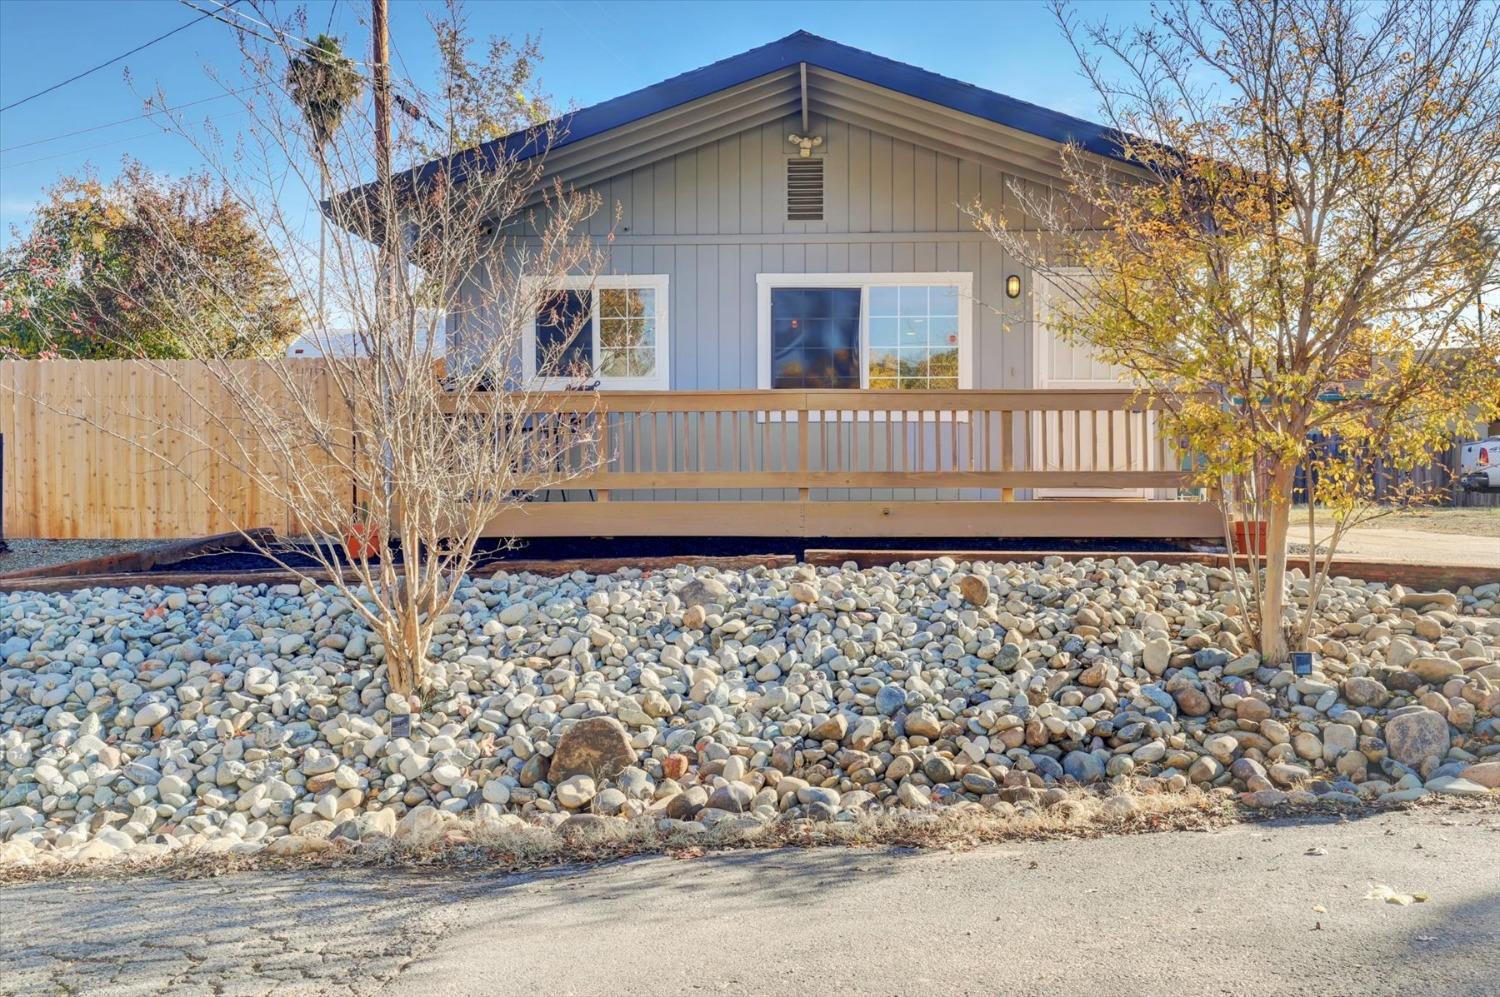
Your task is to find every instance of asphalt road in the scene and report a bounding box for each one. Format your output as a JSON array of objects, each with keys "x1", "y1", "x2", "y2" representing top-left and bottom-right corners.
[{"x1": 4, "y1": 808, "x2": 1498, "y2": 996}]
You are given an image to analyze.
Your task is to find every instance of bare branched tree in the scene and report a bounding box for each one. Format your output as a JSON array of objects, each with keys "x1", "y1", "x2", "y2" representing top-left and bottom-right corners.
[
  {"x1": 7, "y1": 2, "x2": 606, "y2": 714},
  {"x1": 971, "y1": 0, "x2": 1500, "y2": 662}
]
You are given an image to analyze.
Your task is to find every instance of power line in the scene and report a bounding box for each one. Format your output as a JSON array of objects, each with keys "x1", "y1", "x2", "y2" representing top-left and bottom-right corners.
[
  {"x1": 0, "y1": 1, "x2": 243, "y2": 114},
  {"x1": 175, "y1": 0, "x2": 281, "y2": 48},
  {"x1": 200, "y1": 0, "x2": 289, "y2": 44},
  {"x1": 4, "y1": 15, "x2": 431, "y2": 159},
  {"x1": 186, "y1": 0, "x2": 436, "y2": 124},
  {"x1": 0, "y1": 89, "x2": 254, "y2": 155},
  {"x1": 3, "y1": 0, "x2": 437, "y2": 165},
  {"x1": 185, "y1": 0, "x2": 377, "y2": 68},
  {"x1": 0, "y1": 110, "x2": 248, "y2": 170}
]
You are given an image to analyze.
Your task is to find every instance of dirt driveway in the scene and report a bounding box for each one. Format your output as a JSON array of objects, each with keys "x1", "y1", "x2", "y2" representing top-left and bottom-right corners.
[{"x1": 1290, "y1": 508, "x2": 1499, "y2": 570}]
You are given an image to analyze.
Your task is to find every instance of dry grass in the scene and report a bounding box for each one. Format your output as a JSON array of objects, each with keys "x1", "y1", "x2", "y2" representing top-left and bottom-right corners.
[{"x1": 7, "y1": 788, "x2": 1493, "y2": 888}]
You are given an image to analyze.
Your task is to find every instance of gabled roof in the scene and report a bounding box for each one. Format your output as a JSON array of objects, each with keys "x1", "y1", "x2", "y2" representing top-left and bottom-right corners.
[{"x1": 395, "y1": 30, "x2": 1127, "y2": 194}]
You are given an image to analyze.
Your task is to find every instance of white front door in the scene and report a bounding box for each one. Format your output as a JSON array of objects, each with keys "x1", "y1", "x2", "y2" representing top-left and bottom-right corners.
[{"x1": 1031, "y1": 270, "x2": 1153, "y2": 497}]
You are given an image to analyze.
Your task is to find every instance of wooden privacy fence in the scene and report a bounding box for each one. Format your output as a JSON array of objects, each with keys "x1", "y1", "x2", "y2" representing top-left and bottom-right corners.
[
  {"x1": 0, "y1": 359, "x2": 347, "y2": 539},
  {"x1": 1294, "y1": 436, "x2": 1500, "y2": 510}
]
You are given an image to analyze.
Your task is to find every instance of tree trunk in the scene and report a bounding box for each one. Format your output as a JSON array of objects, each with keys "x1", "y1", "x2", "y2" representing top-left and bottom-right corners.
[{"x1": 1257, "y1": 462, "x2": 1296, "y2": 664}]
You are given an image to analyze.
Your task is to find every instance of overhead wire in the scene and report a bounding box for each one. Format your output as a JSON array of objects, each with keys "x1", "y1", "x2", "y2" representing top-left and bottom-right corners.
[
  {"x1": 174, "y1": 0, "x2": 283, "y2": 49},
  {"x1": 1, "y1": 111, "x2": 249, "y2": 170},
  {"x1": 4, "y1": 0, "x2": 438, "y2": 169},
  {"x1": 0, "y1": 1, "x2": 242, "y2": 113},
  {"x1": 0, "y1": 89, "x2": 255, "y2": 155}
]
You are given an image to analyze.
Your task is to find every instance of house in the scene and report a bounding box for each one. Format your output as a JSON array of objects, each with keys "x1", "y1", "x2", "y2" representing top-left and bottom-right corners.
[
  {"x1": 409, "y1": 31, "x2": 1221, "y2": 539},
  {"x1": 282, "y1": 311, "x2": 441, "y2": 361},
  {"x1": 286, "y1": 310, "x2": 446, "y2": 358}
]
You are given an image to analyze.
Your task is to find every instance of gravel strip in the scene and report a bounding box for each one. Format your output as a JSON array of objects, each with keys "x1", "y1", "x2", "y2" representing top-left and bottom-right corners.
[{"x1": 0, "y1": 538, "x2": 167, "y2": 575}]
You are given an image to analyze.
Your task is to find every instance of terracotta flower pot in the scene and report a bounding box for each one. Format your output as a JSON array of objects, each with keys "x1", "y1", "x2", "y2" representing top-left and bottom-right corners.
[
  {"x1": 1232, "y1": 520, "x2": 1269, "y2": 556},
  {"x1": 345, "y1": 522, "x2": 380, "y2": 561}
]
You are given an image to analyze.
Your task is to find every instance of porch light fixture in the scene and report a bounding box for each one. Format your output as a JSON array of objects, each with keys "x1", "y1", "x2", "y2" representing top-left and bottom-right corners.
[{"x1": 1005, "y1": 274, "x2": 1021, "y2": 298}]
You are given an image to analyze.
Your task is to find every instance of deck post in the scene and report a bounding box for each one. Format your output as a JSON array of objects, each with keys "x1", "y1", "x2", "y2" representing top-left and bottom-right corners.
[{"x1": 797, "y1": 393, "x2": 811, "y2": 503}]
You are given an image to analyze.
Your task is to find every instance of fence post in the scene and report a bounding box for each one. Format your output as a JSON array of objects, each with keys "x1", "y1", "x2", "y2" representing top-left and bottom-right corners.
[{"x1": 0, "y1": 433, "x2": 8, "y2": 554}]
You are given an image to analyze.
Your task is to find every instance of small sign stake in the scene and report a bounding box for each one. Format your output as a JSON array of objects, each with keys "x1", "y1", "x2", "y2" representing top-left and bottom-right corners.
[
  {"x1": 1291, "y1": 651, "x2": 1315, "y2": 676},
  {"x1": 390, "y1": 714, "x2": 411, "y2": 738}
]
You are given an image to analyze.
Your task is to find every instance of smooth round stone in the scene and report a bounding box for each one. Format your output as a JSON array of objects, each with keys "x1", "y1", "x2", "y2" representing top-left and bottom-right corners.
[
  {"x1": 875, "y1": 685, "x2": 907, "y2": 716},
  {"x1": 921, "y1": 755, "x2": 957, "y2": 783},
  {"x1": 555, "y1": 775, "x2": 597, "y2": 809}
]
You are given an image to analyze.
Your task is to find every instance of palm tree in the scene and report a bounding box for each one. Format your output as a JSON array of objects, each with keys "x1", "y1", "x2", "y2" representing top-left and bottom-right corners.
[{"x1": 286, "y1": 34, "x2": 361, "y2": 322}]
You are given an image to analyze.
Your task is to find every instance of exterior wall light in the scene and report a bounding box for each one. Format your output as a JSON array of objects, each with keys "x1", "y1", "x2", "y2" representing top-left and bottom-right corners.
[{"x1": 1005, "y1": 274, "x2": 1021, "y2": 298}]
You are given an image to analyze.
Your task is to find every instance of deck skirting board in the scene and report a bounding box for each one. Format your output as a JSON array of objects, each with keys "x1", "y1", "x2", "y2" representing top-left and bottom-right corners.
[{"x1": 484, "y1": 499, "x2": 1224, "y2": 539}]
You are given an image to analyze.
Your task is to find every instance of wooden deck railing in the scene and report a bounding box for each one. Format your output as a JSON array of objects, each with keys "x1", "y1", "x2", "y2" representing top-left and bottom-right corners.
[{"x1": 462, "y1": 389, "x2": 1223, "y2": 539}]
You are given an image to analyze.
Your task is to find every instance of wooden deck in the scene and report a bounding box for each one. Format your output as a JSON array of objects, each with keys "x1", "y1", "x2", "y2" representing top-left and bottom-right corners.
[{"x1": 474, "y1": 388, "x2": 1222, "y2": 539}]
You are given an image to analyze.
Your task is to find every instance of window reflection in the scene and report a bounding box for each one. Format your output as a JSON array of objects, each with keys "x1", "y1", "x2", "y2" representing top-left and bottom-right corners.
[
  {"x1": 867, "y1": 282, "x2": 960, "y2": 390},
  {"x1": 770, "y1": 287, "x2": 862, "y2": 388},
  {"x1": 534, "y1": 290, "x2": 592, "y2": 377}
]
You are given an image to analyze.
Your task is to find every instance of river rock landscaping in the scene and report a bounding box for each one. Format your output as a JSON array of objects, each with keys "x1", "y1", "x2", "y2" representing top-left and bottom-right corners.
[{"x1": 2, "y1": 557, "x2": 1498, "y2": 869}]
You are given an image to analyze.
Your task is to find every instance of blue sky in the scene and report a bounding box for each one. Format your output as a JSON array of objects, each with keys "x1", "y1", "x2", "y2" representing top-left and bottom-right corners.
[{"x1": 0, "y1": 0, "x2": 1151, "y2": 248}]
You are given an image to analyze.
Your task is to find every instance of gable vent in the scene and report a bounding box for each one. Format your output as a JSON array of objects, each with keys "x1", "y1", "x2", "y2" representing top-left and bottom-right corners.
[{"x1": 786, "y1": 157, "x2": 824, "y2": 221}]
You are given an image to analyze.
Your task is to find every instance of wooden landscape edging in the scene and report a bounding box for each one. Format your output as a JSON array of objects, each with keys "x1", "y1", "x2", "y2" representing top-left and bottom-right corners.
[
  {"x1": 0, "y1": 529, "x2": 276, "y2": 581},
  {"x1": 804, "y1": 549, "x2": 1500, "y2": 590},
  {"x1": 0, "y1": 546, "x2": 1491, "y2": 596},
  {"x1": 0, "y1": 553, "x2": 799, "y2": 594}
]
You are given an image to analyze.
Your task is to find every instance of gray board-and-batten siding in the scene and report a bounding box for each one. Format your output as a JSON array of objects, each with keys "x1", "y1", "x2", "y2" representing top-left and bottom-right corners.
[{"x1": 458, "y1": 112, "x2": 1070, "y2": 505}]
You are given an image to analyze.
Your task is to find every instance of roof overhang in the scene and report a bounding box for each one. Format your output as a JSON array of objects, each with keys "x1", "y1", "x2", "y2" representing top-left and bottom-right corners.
[{"x1": 331, "y1": 30, "x2": 1137, "y2": 236}]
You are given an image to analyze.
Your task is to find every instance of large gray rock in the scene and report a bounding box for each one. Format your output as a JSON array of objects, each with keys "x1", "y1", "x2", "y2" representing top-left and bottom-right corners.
[
  {"x1": 678, "y1": 577, "x2": 729, "y2": 608},
  {"x1": 875, "y1": 685, "x2": 907, "y2": 716},
  {"x1": 1341, "y1": 676, "x2": 1389, "y2": 708},
  {"x1": 1142, "y1": 637, "x2": 1171, "y2": 675},
  {"x1": 706, "y1": 781, "x2": 754, "y2": 813},
  {"x1": 1424, "y1": 776, "x2": 1491, "y2": 797},
  {"x1": 1064, "y1": 750, "x2": 1105, "y2": 784},
  {"x1": 1384, "y1": 708, "x2": 1450, "y2": 768},
  {"x1": 1398, "y1": 590, "x2": 1458, "y2": 612},
  {"x1": 547, "y1": 717, "x2": 638, "y2": 783}
]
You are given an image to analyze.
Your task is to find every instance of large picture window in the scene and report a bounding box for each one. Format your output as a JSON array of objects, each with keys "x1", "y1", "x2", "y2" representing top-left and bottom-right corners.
[
  {"x1": 757, "y1": 273, "x2": 972, "y2": 392},
  {"x1": 523, "y1": 275, "x2": 669, "y2": 390}
]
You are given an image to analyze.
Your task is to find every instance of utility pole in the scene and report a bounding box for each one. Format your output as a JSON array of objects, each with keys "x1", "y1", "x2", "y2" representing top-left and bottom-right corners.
[
  {"x1": 371, "y1": 0, "x2": 391, "y2": 187},
  {"x1": 371, "y1": 0, "x2": 393, "y2": 321}
]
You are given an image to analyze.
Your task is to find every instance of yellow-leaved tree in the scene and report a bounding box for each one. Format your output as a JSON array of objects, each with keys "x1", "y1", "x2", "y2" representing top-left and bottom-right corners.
[{"x1": 974, "y1": 0, "x2": 1500, "y2": 663}]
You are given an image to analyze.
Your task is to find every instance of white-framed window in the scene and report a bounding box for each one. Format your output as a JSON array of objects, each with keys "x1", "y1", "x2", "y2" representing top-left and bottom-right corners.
[
  {"x1": 755, "y1": 273, "x2": 973, "y2": 392},
  {"x1": 522, "y1": 274, "x2": 670, "y2": 390}
]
